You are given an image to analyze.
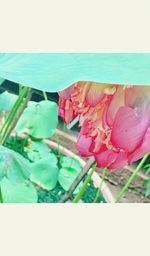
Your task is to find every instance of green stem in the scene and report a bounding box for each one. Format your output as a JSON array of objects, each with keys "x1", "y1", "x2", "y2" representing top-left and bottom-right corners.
[
  {"x1": 115, "y1": 153, "x2": 149, "y2": 203},
  {"x1": 93, "y1": 168, "x2": 107, "y2": 203},
  {"x1": 73, "y1": 164, "x2": 96, "y2": 203},
  {"x1": 43, "y1": 91, "x2": 48, "y2": 101},
  {"x1": 0, "y1": 86, "x2": 29, "y2": 145}
]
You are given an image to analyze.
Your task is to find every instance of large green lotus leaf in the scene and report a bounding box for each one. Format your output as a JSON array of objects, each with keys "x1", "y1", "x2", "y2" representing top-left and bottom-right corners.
[
  {"x1": 0, "y1": 145, "x2": 30, "y2": 183},
  {"x1": 0, "y1": 53, "x2": 150, "y2": 92},
  {"x1": 16, "y1": 100, "x2": 58, "y2": 139},
  {"x1": 30, "y1": 154, "x2": 59, "y2": 190},
  {"x1": 0, "y1": 177, "x2": 37, "y2": 203},
  {"x1": 58, "y1": 167, "x2": 83, "y2": 194}
]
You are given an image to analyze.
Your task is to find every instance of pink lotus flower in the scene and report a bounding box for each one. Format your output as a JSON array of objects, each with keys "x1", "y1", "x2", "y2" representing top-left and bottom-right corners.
[{"x1": 58, "y1": 82, "x2": 150, "y2": 170}]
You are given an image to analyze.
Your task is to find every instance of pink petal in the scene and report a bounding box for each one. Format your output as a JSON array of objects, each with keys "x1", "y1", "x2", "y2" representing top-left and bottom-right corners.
[
  {"x1": 106, "y1": 86, "x2": 125, "y2": 127},
  {"x1": 128, "y1": 126, "x2": 150, "y2": 163},
  {"x1": 95, "y1": 148, "x2": 118, "y2": 168},
  {"x1": 111, "y1": 106, "x2": 150, "y2": 153},
  {"x1": 58, "y1": 85, "x2": 73, "y2": 100},
  {"x1": 85, "y1": 83, "x2": 105, "y2": 107},
  {"x1": 109, "y1": 151, "x2": 128, "y2": 169},
  {"x1": 102, "y1": 96, "x2": 112, "y2": 129},
  {"x1": 125, "y1": 86, "x2": 150, "y2": 108},
  {"x1": 76, "y1": 134, "x2": 93, "y2": 157}
]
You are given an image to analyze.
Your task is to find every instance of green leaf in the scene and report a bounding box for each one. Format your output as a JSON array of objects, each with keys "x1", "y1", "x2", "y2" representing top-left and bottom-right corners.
[
  {"x1": 0, "y1": 177, "x2": 37, "y2": 203},
  {"x1": 144, "y1": 164, "x2": 150, "y2": 175},
  {"x1": 0, "y1": 54, "x2": 150, "y2": 92},
  {"x1": 58, "y1": 167, "x2": 83, "y2": 194},
  {"x1": 145, "y1": 179, "x2": 150, "y2": 197},
  {"x1": 26, "y1": 140, "x2": 51, "y2": 162},
  {"x1": 0, "y1": 145, "x2": 30, "y2": 183},
  {"x1": 16, "y1": 100, "x2": 58, "y2": 139},
  {"x1": 60, "y1": 156, "x2": 81, "y2": 172},
  {"x1": 0, "y1": 91, "x2": 17, "y2": 111},
  {"x1": 30, "y1": 154, "x2": 59, "y2": 190}
]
